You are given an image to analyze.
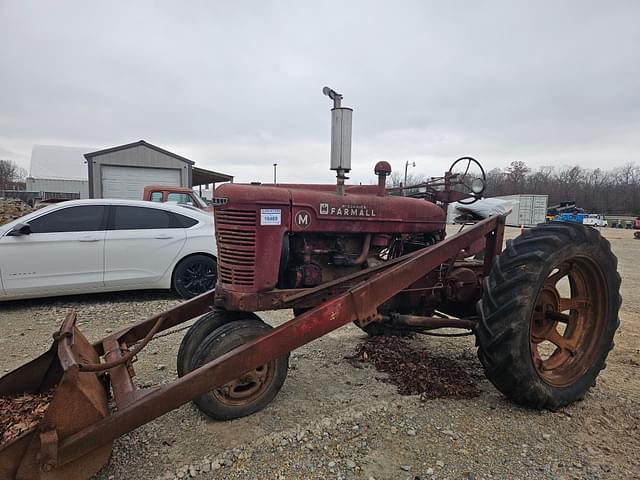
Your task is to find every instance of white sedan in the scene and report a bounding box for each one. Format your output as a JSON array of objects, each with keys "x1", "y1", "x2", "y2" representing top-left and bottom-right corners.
[{"x1": 0, "y1": 199, "x2": 217, "y2": 301}]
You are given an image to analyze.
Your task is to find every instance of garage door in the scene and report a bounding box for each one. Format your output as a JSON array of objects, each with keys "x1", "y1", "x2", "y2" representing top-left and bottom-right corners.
[{"x1": 101, "y1": 166, "x2": 181, "y2": 200}]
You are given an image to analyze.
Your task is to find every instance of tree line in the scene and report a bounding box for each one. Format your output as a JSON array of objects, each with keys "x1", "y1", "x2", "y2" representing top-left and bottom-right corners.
[
  {"x1": 484, "y1": 161, "x2": 640, "y2": 216},
  {"x1": 0, "y1": 160, "x2": 27, "y2": 191},
  {"x1": 386, "y1": 160, "x2": 640, "y2": 216}
]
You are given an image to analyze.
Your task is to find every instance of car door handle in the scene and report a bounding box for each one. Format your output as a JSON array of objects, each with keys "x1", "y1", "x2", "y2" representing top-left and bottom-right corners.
[
  {"x1": 155, "y1": 235, "x2": 174, "y2": 239},
  {"x1": 78, "y1": 236, "x2": 100, "y2": 242}
]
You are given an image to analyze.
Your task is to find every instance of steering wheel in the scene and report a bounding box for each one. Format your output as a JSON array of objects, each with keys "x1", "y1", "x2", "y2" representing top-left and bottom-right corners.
[{"x1": 448, "y1": 156, "x2": 486, "y2": 204}]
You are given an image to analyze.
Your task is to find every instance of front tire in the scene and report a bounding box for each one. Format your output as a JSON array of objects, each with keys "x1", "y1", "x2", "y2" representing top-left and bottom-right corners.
[
  {"x1": 191, "y1": 318, "x2": 289, "y2": 420},
  {"x1": 176, "y1": 309, "x2": 261, "y2": 377},
  {"x1": 173, "y1": 255, "x2": 217, "y2": 299},
  {"x1": 476, "y1": 222, "x2": 621, "y2": 409}
]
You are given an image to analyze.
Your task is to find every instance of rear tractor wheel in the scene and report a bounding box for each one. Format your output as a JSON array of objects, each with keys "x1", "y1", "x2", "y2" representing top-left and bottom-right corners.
[
  {"x1": 190, "y1": 318, "x2": 289, "y2": 420},
  {"x1": 476, "y1": 222, "x2": 621, "y2": 409}
]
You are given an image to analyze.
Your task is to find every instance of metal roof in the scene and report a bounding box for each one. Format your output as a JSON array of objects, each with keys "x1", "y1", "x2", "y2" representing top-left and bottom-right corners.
[
  {"x1": 84, "y1": 140, "x2": 195, "y2": 164},
  {"x1": 192, "y1": 166, "x2": 233, "y2": 185}
]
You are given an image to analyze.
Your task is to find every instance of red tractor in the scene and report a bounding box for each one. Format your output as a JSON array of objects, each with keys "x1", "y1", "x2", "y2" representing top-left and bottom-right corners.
[{"x1": 0, "y1": 88, "x2": 621, "y2": 478}]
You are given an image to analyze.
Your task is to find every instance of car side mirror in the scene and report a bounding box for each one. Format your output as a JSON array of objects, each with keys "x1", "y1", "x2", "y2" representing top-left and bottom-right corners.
[{"x1": 7, "y1": 222, "x2": 32, "y2": 236}]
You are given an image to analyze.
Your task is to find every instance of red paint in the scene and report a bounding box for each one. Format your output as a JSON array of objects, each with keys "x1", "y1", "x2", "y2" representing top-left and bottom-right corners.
[{"x1": 214, "y1": 183, "x2": 446, "y2": 293}]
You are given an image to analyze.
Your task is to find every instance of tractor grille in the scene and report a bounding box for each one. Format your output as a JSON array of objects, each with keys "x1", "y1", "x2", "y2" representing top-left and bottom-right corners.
[{"x1": 216, "y1": 209, "x2": 257, "y2": 287}]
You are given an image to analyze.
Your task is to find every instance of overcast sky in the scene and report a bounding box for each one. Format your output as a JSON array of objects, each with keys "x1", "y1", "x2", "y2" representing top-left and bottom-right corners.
[{"x1": 1, "y1": 1, "x2": 639, "y2": 184}]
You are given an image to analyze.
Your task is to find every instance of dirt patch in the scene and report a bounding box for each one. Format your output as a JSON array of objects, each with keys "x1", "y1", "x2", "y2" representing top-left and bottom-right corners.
[
  {"x1": 0, "y1": 390, "x2": 54, "y2": 446},
  {"x1": 346, "y1": 335, "x2": 480, "y2": 399}
]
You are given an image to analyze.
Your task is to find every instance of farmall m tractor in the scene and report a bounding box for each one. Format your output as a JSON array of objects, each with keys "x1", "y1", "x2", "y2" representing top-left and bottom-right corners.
[{"x1": 0, "y1": 88, "x2": 621, "y2": 479}]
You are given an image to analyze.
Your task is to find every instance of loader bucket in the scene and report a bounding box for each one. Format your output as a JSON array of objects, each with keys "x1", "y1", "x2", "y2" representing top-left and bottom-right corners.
[{"x1": 0, "y1": 313, "x2": 112, "y2": 480}]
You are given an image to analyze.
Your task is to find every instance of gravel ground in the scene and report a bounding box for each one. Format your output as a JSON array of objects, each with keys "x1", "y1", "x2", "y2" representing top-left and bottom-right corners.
[{"x1": 1, "y1": 226, "x2": 638, "y2": 479}]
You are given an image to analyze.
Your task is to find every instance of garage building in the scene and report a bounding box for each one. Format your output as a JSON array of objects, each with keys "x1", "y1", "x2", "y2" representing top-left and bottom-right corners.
[{"x1": 85, "y1": 140, "x2": 232, "y2": 200}]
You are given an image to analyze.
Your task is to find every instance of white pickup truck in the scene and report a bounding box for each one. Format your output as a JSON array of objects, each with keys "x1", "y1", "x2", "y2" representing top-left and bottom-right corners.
[{"x1": 583, "y1": 214, "x2": 608, "y2": 227}]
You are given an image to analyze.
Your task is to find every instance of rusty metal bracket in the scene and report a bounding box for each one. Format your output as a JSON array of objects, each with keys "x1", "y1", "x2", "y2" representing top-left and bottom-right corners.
[{"x1": 38, "y1": 428, "x2": 58, "y2": 472}]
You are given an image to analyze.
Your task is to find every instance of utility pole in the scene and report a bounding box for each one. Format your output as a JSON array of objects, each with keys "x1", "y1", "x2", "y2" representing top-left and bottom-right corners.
[
  {"x1": 404, "y1": 161, "x2": 416, "y2": 187},
  {"x1": 273, "y1": 163, "x2": 278, "y2": 184}
]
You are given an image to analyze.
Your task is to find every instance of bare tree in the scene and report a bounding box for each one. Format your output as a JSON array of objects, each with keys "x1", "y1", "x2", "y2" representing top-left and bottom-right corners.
[
  {"x1": 506, "y1": 161, "x2": 530, "y2": 185},
  {"x1": 0, "y1": 160, "x2": 27, "y2": 190},
  {"x1": 387, "y1": 171, "x2": 426, "y2": 188},
  {"x1": 484, "y1": 168, "x2": 506, "y2": 196}
]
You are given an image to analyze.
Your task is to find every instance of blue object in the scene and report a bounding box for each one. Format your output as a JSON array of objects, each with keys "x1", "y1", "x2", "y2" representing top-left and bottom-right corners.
[{"x1": 554, "y1": 212, "x2": 586, "y2": 224}]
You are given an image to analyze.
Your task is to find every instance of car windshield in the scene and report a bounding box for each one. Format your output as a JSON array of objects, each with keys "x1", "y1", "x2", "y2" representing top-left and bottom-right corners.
[
  {"x1": 166, "y1": 192, "x2": 208, "y2": 209},
  {"x1": 192, "y1": 193, "x2": 208, "y2": 209}
]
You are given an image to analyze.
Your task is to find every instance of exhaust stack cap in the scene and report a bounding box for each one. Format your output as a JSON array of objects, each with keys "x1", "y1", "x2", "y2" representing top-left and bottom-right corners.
[
  {"x1": 322, "y1": 86, "x2": 342, "y2": 107},
  {"x1": 323, "y1": 86, "x2": 352, "y2": 173}
]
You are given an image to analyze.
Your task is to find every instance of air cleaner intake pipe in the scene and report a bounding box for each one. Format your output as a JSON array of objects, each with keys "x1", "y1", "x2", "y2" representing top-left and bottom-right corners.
[
  {"x1": 374, "y1": 161, "x2": 392, "y2": 196},
  {"x1": 323, "y1": 86, "x2": 352, "y2": 196}
]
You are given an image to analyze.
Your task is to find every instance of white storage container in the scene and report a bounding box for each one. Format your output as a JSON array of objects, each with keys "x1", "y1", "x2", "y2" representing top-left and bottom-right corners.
[
  {"x1": 446, "y1": 194, "x2": 548, "y2": 226},
  {"x1": 494, "y1": 194, "x2": 548, "y2": 227}
]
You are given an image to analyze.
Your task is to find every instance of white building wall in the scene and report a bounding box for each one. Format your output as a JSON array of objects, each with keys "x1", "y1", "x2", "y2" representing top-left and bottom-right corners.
[{"x1": 26, "y1": 177, "x2": 90, "y2": 199}]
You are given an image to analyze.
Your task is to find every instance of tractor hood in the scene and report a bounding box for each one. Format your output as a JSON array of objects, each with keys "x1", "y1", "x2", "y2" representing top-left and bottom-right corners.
[{"x1": 214, "y1": 183, "x2": 446, "y2": 234}]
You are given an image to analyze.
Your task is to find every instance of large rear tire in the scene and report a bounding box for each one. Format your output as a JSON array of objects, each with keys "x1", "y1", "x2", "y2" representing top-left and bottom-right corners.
[
  {"x1": 476, "y1": 222, "x2": 621, "y2": 409},
  {"x1": 191, "y1": 318, "x2": 289, "y2": 420}
]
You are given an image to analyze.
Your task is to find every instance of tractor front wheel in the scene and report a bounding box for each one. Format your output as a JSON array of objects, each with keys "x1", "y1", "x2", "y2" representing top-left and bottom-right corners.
[
  {"x1": 177, "y1": 309, "x2": 261, "y2": 377},
  {"x1": 476, "y1": 222, "x2": 621, "y2": 409},
  {"x1": 191, "y1": 318, "x2": 289, "y2": 420}
]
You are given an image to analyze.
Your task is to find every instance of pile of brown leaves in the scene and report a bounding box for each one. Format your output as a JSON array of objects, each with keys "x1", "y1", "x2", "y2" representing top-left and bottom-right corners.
[
  {"x1": 346, "y1": 336, "x2": 480, "y2": 400},
  {"x1": 0, "y1": 198, "x2": 33, "y2": 225},
  {"x1": 0, "y1": 391, "x2": 54, "y2": 446}
]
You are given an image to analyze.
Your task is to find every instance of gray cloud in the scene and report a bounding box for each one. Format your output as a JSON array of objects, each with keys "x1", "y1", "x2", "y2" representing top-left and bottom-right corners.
[{"x1": 1, "y1": 0, "x2": 639, "y2": 184}]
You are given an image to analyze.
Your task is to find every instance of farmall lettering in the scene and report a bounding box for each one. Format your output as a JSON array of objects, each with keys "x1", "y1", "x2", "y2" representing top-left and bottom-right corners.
[{"x1": 319, "y1": 203, "x2": 376, "y2": 217}]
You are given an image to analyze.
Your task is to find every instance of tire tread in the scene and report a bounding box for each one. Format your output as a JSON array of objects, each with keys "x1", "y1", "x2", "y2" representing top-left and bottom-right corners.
[{"x1": 476, "y1": 222, "x2": 621, "y2": 409}]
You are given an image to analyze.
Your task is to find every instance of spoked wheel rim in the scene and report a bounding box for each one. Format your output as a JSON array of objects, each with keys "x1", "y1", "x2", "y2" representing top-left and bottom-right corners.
[
  {"x1": 212, "y1": 361, "x2": 276, "y2": 406},
  {"x1": 530, "y1": 257, "x2": 609, "y2": 387},
  {"x1": 179, "y1": 262, "x2": 217, "y2": 296}
]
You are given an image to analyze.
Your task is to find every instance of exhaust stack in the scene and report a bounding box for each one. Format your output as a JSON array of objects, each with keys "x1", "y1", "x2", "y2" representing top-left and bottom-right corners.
[{"x1": 323, "y1": 86, "x2": 352, "y2": 195}]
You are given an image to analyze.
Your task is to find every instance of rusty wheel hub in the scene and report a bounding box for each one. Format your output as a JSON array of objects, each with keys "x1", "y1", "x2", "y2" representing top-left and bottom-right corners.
[
  {"x1": 531, "y1": 286, "x2": 561, "y2": 343},
  {"x1": 530, "y1": 259, "x2": 606, "y2": 387},
  {"x1": 213, "y1": 363, "x2": 274, "y2": 406}
]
